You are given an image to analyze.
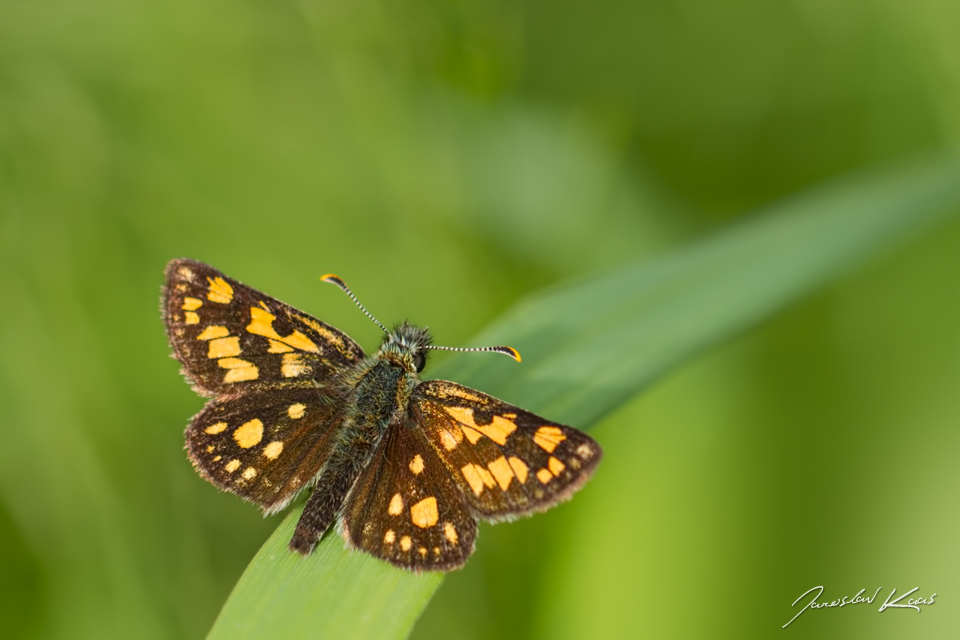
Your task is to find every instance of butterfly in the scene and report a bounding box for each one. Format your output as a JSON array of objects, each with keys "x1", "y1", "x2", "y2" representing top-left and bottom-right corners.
[{"x1": 162, "y1": 259, "x2": 602, "y2": 571}]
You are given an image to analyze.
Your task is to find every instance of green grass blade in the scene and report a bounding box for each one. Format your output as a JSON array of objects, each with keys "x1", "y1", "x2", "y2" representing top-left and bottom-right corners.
[
  {"x1": 207, "y1": 153, "x2": 960, "y2": 640},
  {"x1": 206, "y1": 508, "x2": 443, "y2": 640}
]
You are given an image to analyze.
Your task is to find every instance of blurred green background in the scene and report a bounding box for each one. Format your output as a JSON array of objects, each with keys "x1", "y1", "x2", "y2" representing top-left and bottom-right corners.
[{"x1": 2, "y1": 1, "x2": 959, "y2": 638}]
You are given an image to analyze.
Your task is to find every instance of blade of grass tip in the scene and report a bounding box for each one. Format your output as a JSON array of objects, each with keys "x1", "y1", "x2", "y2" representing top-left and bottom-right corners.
[{"x1": 207, "y1": 152, "x2": 960, "y2": 640}]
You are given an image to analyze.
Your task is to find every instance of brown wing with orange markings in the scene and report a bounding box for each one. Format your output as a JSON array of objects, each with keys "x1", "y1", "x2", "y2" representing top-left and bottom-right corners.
[
  {"x1": 340, "y1": 420, "x2": 479, "y2": 571},
  {"x1": 411, "y1": 380, "x2": 602, "y2": 522},
  {"x1": 162, "y1": 259, "x2": 364, "y2": 397},
  {"x1": 186, "y1": 386, "x2": 345, "y2": 514}
]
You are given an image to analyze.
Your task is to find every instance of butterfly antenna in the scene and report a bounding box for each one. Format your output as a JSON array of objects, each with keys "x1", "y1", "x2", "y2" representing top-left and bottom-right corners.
[
  {"x1": 425, "y1": 344, "x2": 522, "y2": 363},
  {"x1": 320, "y1": 274, "x2": 388, "y2": 334}
]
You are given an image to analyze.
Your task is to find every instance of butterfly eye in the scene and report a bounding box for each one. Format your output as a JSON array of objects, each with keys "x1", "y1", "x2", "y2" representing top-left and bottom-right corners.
[{"x1": 413, "y1": 352, "x2": 426, "y2": 372}]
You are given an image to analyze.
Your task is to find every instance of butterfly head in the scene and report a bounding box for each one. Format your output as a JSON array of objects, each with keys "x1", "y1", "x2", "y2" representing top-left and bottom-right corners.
[{"x1": 379, "y1": 322, "x2": 432, "y2": 373}]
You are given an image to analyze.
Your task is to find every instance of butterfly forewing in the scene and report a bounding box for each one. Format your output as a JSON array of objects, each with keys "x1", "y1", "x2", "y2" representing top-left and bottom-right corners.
[
  {"x1": 341, "y1": 422, "x2": 478, "y2": 570},
  {"x1": 163, "y1": 259, "x2": 364, "y2": 396},
  {"x1": 412, "y1": 380, "x2": 602, "y2": 521},
  {"x1": 187, "y1": 387, "x2": 346, "y2": 513}
]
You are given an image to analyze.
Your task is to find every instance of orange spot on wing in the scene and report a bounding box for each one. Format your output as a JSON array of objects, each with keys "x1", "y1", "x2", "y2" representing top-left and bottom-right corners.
[
  {"x1": 205, "y1": 422, "x2": 228, "y2": 434},
  {"x1": 443, "y1": 406, "x2": 515, "y2": 445},
  {"x1": 477, "y1": 465, "x2": 496, "y2": 488},
  {"x1": 218, "y1": 358, "x2": 258, "y2": 382},
  {"x1": 246, "y1": 307, "x2": 319, "y2": 353},
  {"x1": 409, "y1": 454, "x2": 424, "y2": 475},
  {"x1": 548, "y1": 456, "x2": 565, "y2": 476},
  {"x1": 207, "y1": 336, "x2": 241, "y2": 359},
  {"x1": 461, "y1": 463, "x2": 496, "y2": 496},
  {"x1": 461, "y1": 426, "x2": 482, "y2": 444},
  {"x1": 410, "y1": 497, "x2": 439, "y2": 528},
  {"x1": 535, "y1": 457, "x2": 566, "y2": 484},
  {"x1": 197, "y1": 325, "x2": 229, "y2": 340},
  {"x1": 207, "y1": 277, "x2": 234, "y2": 303},
  {"x1": 444, "y1": 406, "x2": 477, "y2": 427},
  {"x1": 474, "y1": 416, "x2": 517, "y2": 446},
  {"x1": 508, "y1": 457, "x2": 529, "y2": 484},
  {"x1": 487, "y1": 456, "x2": 515, "y2": 491},
  {"x1": 233, "y1": 419, "x2": 264, "y2": 448},
  {"x1": 388, "y1": 493, "x2": 404, "y2": 516},
  {"x1": 267, "y1": 339, "x2": 293, "y2": 353},
  {"x1": 444, "y1": 522, "x2": 458, "y2": 544},
  {"x1": 287, "y1": 403, "x2": 306, "y2": 419},
  {"x1": 534, "y1": 426, "x2": 566, "y2": 453},
  {"x1": 460, "y1": 464, "x2": 484, "y2": 496},
  {"x1": 263, "y1": 441, "x2": 284, "y2": 460}
]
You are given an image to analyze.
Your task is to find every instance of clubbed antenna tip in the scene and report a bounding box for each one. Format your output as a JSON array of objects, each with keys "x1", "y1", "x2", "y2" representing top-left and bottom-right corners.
[
  {"x1": 498, "y1": 346, "x2": 522, "y2": 362},
  {"x1": 426, "y1": 344, "x2": 522, "y2": 362},
  {"x1": 320, "y1": 274, "x2": 346, "y2": 288}
]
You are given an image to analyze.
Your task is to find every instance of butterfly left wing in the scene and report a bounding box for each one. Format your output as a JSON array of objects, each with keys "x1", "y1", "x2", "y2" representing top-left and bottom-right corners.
[
  {"x1": 340, "y1": 422, "x2": 478, "y2": 571},
  {"x1": 186, "y1": 387, "x2": 345, "y2": 514},
  {"x1": 411, "y1": 380, "x2": 602, "y2": 522},
  {"x1": 163, "y1": 259, "x2": 364, "y2": 397}
]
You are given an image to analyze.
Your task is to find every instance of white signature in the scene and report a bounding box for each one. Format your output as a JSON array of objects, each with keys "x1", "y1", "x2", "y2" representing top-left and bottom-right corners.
[{"x1": 783, "y1": 586, "x2": 937, "y2": 628}]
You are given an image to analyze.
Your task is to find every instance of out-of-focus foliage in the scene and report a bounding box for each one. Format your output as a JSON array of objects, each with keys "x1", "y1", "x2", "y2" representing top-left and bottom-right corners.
[{"x1": 1, "y1": 1, "x2": 958, "y2": 639}]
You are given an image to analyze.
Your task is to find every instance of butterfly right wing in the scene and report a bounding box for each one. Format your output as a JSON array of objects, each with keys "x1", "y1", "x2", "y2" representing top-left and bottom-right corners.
[
  {"x1": 339, "y1": 421, "x2": 478, "y2": 571},
  {"x1": 411, "y1": 380, "x2": 602, "y2": 522},
  {"x1": 186, "y1": 386, "x2": 345, "y2": 514}
]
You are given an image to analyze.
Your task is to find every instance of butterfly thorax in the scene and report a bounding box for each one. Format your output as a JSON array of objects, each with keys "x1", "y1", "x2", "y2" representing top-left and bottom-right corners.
[
  {"x1": 346, "y1": 360, "x2": 415, "y2": 438},
  {"x1": 337, "y1": 322, "x2": 430, "y2": 430},
  {"x1": 328, "y1": 324, "x2": 430, "y2": 460}
]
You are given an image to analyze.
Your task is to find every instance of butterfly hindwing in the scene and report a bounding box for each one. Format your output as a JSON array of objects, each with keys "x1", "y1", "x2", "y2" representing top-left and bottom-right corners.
[
  {"x1": 186, "y1": 387, "x2": 345, "y2": 513},
  {"x1": 341, "y1": 422, "x2": 478, "y2": 571},
  {"x1": 412, "y1": 380, "x2": 602, "y2": 521},
  {"x1": 163, "y1": 259, "x2": 364, "y2": 396}
]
